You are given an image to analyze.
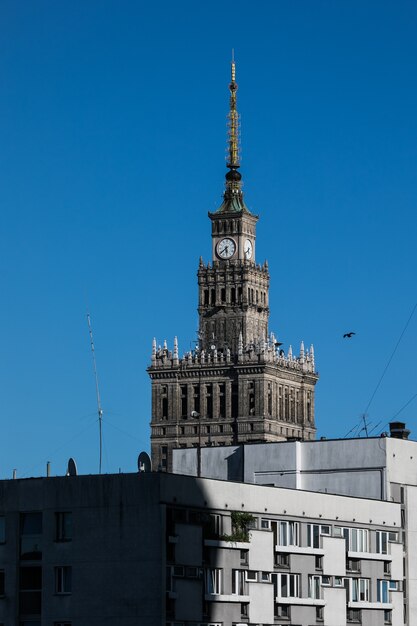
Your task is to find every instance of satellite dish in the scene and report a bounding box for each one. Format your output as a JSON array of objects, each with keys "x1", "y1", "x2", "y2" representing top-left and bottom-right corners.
[
  {"x1": 138, "y1": 451, "x2": 152, "y2": 473},
  {"x1": 67, "y1": 458, "x2": 78, "y2": 477}
]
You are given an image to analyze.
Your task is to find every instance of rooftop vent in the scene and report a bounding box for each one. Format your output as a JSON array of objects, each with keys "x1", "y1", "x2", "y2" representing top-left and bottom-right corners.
[{"x1": 389, "y1": 421, "x2": 410, "y2": 440}]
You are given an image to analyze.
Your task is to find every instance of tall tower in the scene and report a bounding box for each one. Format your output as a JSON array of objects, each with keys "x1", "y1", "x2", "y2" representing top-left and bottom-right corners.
[{"x1": 149, "y1": 60, "x2": 318, "y2": 472}]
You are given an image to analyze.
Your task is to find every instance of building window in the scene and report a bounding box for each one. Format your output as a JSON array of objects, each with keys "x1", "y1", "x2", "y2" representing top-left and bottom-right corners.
[
  {"x1": 204, "y1": 568, "x2": 222, "y2": 595},
  {"x1": 383, "y1": 561, "x2": 391, "y2": 575},
  {"x1": 206, "y1": 384, "x2": 213, "y2": 418},
  {"x1": 315, "y1": 555, "x2": 323, "y2": 570},
  {"x1": 240, "y1": 549, "x2": 248, "y2": 565},
  {"x1": 316, "y1": 606, "x2": 324, "y2": 621},
  {"x1": 377, "y1": 579, "x2": 398, "y2": 603},
  {"x1": 180, "y1": 385, "x2": 187, "y2": 418},
  {"x1": 347, "y1": 608, "x2": 361, "y2": 622},
  {"x1": 275, "y1": 521, "x2": 299, "y2": 546},
  {"x1": 20, "y1": 513, "x2": 42, "y2": 560},
  {"x1": 55, "y1": 512, "x2": 72, "y2": 542},
  {"x1": 376, "y1": 531, "x2": 388, "y2": 554},
  {"x1": 376, "y1": 531, "x2": 397, "y2": 554},
  {"x1": 275, "y1": 552, "x2": 290, "y2": 568},
  {"x1": 0, "y1": 516, "x2": 5, "y2": 543},
  {"x1": 231, "y1": 382, "x2": 238, "y2": 419},
  {"x1": 19, "y1": 566, "x2": 42, "y2": 615},
  {"x1": 347, "y1": 577, "x2": 369, "y2": 602},
  {"x1": 275, "y1": 603, "x2": 290, "y2": 619},
  {"x1": 309, "y1": 575, "x2": 322, "y2": 599},
  {"x1": 219, "y1": 384, "x2": 225, "y2": 418},
  {"x1": 384, "y1": 610, "x2": 392, "y2": 624},
  {"x1": 347, "y1": 558, "x2": 361, "y2": 573},
  {"x1": 248, "y1": 381, "x2": 255, "y2": 415},
  {"x1": 232, "y1": 570, "x2": 248, "y2": 595},
  {"x1": 245, "y1": 570, "x2": 257, "y2": 581},
  {"x1": 261, "y1": 518, "x2": 271, "y2": 529},
  {"x1": 0, "y1": 570, "x2": 4, "y2": 596},
  {"x1": 273, "y1": 573, "x2": 300, "y2": 599},
  {"x1": 267, "y1": 383, "x2": 272, "y2": 416},
  {"x1": 307, "y1": 524, "x2": 330, "y2": 548},
  {"x1": 342, "y1": 527, "x2": 368, "y2": 552},
  {"x1": 55, "y1": 566, "x2": 72, "y2": 594}
]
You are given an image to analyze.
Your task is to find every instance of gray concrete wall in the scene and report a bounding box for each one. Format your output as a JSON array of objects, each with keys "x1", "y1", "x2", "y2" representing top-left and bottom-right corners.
[{"x1": 0, "y1": 473, "x2": 164, "y2": 626}]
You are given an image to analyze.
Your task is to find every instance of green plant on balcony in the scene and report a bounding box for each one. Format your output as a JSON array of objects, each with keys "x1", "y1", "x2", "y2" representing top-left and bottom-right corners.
[{"x1": 221, "y1": 511, "x2": 255, "y2": 543}]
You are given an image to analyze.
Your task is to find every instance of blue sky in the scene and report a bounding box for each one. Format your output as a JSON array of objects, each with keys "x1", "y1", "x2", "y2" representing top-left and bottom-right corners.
[{"x1": 1, "y1": 1, "x2": 417, "y2": 477}]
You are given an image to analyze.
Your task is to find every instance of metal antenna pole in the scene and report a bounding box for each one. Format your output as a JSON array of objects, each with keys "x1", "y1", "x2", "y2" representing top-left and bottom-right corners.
[
  {"x1": 87, "y1": 313, "x2": 103, "y2": 474},
  {"x1": 362, "y1": 413, "x2": 369, "y2": 438}
]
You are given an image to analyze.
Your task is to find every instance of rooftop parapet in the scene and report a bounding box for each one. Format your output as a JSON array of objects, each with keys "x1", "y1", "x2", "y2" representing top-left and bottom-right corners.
[{"x1": 149, "y1": 335, "x2": 316, "y2": 374}]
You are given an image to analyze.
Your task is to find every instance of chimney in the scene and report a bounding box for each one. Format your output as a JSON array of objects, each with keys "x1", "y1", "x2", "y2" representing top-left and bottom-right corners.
[{"x1": 389, "y1": 421, "x2": 410, "y2": 440}]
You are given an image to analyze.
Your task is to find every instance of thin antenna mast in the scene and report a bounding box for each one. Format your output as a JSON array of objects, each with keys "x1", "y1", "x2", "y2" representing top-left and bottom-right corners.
[
  {"x1": 87, "y1": 313, "x2": 103, "y2": 474},
  {"x1": 362, "y1": 413, "x2": 369, "y2": 438}
]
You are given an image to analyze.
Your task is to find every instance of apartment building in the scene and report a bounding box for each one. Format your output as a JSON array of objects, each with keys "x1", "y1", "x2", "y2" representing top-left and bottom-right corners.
[{"x1": 0, "y1": 469, "x2": 404, "y2": 626}]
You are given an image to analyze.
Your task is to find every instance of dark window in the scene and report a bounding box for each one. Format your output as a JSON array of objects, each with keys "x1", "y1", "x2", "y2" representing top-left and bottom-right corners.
[
  {"x1": 210, "y1": 288, "x2": 215, "y2": 305},
  {"x1": 55, "y1": 512, "x2": 72, "y2": 542},
  {"x1": 219, "y1": 384, "x2": 225, "y2": 418},
  {"x1": 231, "y1": 288, "x2": 236, "y2": 304},
  {"x1": 231, "y1": 382, "x2": 238, "y2": 418},
  {"x1": 0, "y1": 516, "x2": 5, "y2": 543},
  {"x1": 238, "y1": 287, "x2": 242, "y2": 303},
  {"x1": 267, "y1": 383, "x2": 272, "y2": 415},
  {"x1": 193, "y1": 385, "x2": 200, "y2": 414},
  {"x1": 315, "y1": 555, "x2": 323, "y2": 570},
  {"x1": 20, "y1": 513, "x2": 42, "y2": 560},
  {"x1": 0, "y1": 570, "x2": 4, "y2": 595},
  {"x1": 180, "y1": 385, "x2": 187, "y2": 418},
  {"x1": 19, "y1": 566, "x2": 42, "y2": 615},
  {"x1": 221, "y1": 288, "x2": 226, "y2": 303},
  {"x1": 55, "y1": 566, "x2": 72, "y2": 594},
  {"x1": 204, "y1": 289, "x2": 209, "y2": 306},
  {"x1": 162, "y1": 397, "x2": 168, "y2": 419},
  {"x1": 206, "y1": 384, "x2": 213, "y2": 418},
  {"x1": 248, "y1": 381, "x2": 255, "y2": 415}
]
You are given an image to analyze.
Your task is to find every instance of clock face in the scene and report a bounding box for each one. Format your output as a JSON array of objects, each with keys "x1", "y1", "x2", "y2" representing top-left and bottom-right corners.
[
  {"x1": 216, "y1": 238, "x2": 236, "y2": 259},
  {"x1": 244, "y1": 239, "x2": 253, "y2": 260}
]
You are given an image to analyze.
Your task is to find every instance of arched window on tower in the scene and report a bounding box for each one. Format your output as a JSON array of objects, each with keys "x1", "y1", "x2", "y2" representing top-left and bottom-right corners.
[
  {"x1": 231, "y1": 288, "x2": 236, "y2": 304},
  {"x1": 210, "y1": 289, "x2": 216, "y2": 305},
  {"x1": 204, "y1": 289, "x2": 209, "y2": 306}
]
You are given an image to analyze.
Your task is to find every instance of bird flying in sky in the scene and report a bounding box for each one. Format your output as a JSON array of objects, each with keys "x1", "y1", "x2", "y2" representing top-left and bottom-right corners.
[{"x1": 343, "y1": 332, "x2": 356, "y2": 338}]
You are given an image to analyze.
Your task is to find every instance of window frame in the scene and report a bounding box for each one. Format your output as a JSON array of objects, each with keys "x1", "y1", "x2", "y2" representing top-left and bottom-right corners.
[{"x1": 54, "y1": 566, "x2": 72, "y2": 595}]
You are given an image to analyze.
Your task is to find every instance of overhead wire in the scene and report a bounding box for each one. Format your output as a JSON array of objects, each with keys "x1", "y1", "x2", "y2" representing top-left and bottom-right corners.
[{"x1": 343, "y1": 299, "x2": 417, "y2": 438}]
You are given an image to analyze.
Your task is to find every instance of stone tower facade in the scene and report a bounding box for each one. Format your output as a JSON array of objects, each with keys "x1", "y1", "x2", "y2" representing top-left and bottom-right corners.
[{"x1": 148, "y1": 61, "x2": 318, "y2": 472}]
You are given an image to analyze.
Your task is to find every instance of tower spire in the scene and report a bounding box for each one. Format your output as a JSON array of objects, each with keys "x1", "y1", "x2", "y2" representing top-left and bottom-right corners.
[
  {"x1": 227, "y1": 55, "x2": 240, "y2": 174},
  {"x1": 216, "y1": 55, "x2": 251, "y2": 214}
]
